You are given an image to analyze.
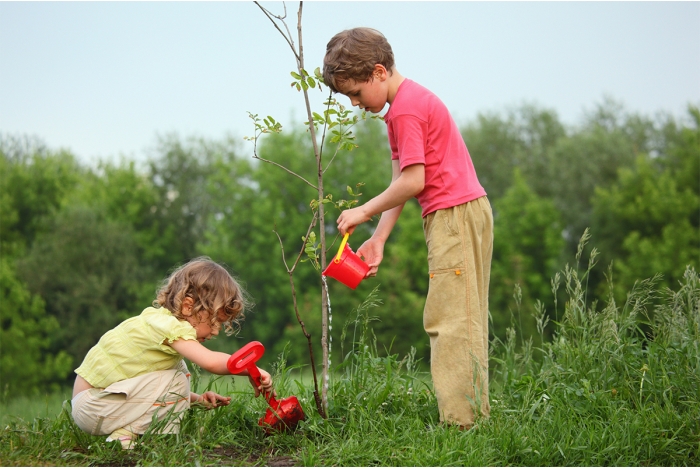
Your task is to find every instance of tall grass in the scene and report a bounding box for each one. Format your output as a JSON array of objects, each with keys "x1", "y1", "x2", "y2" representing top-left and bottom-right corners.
[
  {"x1": 488, "y1": 231, "x2": 699, "y2": 465},
  {"x1": 1, "y1": 236, "x2": 698, "y2": 465}
]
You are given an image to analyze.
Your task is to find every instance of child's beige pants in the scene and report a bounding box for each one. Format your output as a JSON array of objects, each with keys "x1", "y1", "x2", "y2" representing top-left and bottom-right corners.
[
  {"x1": 422, "y1": 196, "x2": 493, "y2": 427},
  {"x1": 71, "y1": 361, "x2": 191, "y2": 436}
]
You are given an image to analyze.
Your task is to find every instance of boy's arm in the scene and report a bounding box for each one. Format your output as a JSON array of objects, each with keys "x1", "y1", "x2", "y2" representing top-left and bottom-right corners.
[
  {"x1": 356, "y1": 203, "x2": 403, "y2": 277},
  {"x1": 337, "y1": 161, "x2": 424, "y2": 236},
  {"x1": 341, "y1": 161, "x2": 423, "y2": 277}
]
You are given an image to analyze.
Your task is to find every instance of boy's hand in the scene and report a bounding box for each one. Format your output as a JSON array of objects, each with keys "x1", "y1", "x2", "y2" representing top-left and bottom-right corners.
[
  {"x1": 250, "y1": 368, "x2": 277, "y2": 399},
  {"x1": 194, "y1": 391, "x2": 231, "y2": 409},
  {"x1": 337, "y1": 206, "x2": 370, "y2": 236},
  {"x1": 357, "y1": 238, "x2": 385, "y2": 277}
]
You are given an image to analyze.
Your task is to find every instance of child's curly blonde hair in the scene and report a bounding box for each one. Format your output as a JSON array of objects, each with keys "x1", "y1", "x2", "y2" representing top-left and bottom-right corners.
[
  {"x1": 323, "y1": 27, "x2": 395, "y2": 94},
  {"x1": 153, "y1": 257, "x2": 252, "y2": 336}
]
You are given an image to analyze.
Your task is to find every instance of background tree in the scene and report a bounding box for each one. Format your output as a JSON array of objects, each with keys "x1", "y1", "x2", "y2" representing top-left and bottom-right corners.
[
  {"x1": 463, "y1": 104, "x2": 566, "y2": 203},
  {"x1": 463, "y1": 99, "x2": 657, "y2": 258},
  {"x1": 144, "y1": 134, "x2": 227, "y2": 275},
  {"x1": 489, "y1": 169, "x2": 564, "y2": 342},
  {"x1": 0, "y1": 259, "x2": 72, "y2": 396},
  {"x1": 545, "y1": 98, "x2": 651, "y2": 256},
  {"x1": 592, "y1": 105, "x2": 700, "y2": 302},
  {"x1": 0, "y1": 135, "x2": 81, "y2": 260},
  {"x1": 68, "y1": 157, "x2": 163, "y2": 304},
  {"x1": 1, "y1": 137, "x2": 83, "y2": 393},
  {"x1": 16, "y1": 206, "x2": 143, "y2": 369}
]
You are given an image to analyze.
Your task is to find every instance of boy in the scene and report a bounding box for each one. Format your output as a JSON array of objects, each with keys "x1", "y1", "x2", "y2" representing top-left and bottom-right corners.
[{"x1": 323, "y1": 27, "x2": 493, "y2": 429}]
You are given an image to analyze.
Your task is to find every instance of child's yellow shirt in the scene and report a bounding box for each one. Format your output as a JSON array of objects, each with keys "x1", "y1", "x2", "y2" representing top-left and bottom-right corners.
[{"x1": 75, "y1": 307, "x2": 197, "y2": 388}]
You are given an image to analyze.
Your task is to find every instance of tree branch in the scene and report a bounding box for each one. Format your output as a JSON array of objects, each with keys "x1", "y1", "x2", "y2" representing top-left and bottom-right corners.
[
  {"x1": 251, "y1": 154, "x2": 318, "y2": 190},
  {"x1": 254, "y1": 2, "x2": 300, "y2": 63}
]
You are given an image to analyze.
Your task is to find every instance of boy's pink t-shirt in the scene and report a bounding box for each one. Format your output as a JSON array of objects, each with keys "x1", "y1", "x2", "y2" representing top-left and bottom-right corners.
[{"x1": 384, "y1": 79, "x2": 486, "y2": 217}]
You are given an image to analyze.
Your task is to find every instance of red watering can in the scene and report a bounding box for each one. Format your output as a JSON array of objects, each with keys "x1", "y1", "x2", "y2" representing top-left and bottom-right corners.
[
  {"x1": 227, "y1": 341, "x2": 305, "y2": 433},
  {"x1": 322, "y1": 232, "x2": 370, "y2": 289}
]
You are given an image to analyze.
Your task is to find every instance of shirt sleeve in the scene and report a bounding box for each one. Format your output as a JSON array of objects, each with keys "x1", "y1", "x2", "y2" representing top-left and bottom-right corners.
[
  {"x1": 388, "y1": 113, "x2": 427, "y2": 169},
  {"x1": 146, "y1": 309, "x2": 198, "y2": 346}
]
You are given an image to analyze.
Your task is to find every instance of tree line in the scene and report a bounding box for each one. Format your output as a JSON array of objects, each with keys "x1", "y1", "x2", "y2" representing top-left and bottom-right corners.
[{"x1": 1, "y1": 99, "x2": 698, "y2": 397}]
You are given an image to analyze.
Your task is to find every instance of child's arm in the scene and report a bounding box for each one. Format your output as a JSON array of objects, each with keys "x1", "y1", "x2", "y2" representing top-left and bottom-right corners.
[
  {"x1": 338, "y1": 161, "x2": 423, "y2": 276},
  {"x1": 355, "y1": 208, "x2": 401, "y2": 277},
  {"x1": 336, "y1": 161, "x2": 424, "y2": 236},
  {"x1": 170, "y1": 338, "x2": 274, "y2": 397}
]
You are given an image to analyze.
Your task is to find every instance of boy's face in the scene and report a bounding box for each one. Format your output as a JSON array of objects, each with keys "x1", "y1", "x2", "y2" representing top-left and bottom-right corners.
[{"x1": 337, "y1": 65, "x2": 389, "y2": 114}]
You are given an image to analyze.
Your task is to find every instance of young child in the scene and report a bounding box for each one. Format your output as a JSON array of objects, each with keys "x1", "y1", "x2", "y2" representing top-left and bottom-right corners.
[
  {"x1": 323, "y1": 27, "x2": 493, "y2": 430},
  {"x1": 71, "y1": 257, "x2": 274, "y2": 449}
]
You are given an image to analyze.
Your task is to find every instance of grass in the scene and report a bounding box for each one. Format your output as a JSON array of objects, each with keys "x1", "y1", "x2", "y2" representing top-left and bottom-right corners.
[
  {"x1": 1, "y1": 238, "x2": 698, "y2": 466},
  {"x1": 0, "y1": 389, "x2": 71, "y2": 428}
]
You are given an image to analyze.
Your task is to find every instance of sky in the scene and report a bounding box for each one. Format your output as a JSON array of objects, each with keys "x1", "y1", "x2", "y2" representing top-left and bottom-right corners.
[{"x1": 1, "y1": 1, "x2": 699, "y2": 165}]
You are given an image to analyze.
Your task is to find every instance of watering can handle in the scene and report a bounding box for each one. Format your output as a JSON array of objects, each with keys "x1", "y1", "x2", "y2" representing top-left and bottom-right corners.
[
  {"x1": 251, "y1": 370, "x2": 279, "y2": 407},
  {"x1": 334, "y1": 232, "x2": 350, "y2": 263},
  {"x1": 243, "y1": 365, "x2": 278, "y2": 406},
  {"x1": 226, "y1": 342, "x2": 278, "y2": 406}
]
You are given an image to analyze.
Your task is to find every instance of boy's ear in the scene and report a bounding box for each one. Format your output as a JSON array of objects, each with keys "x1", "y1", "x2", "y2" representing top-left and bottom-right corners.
[
  {"x1": 182, "y1": 297, "x2": 194, "y2": 316},
  {"x1": 373, "y1": 64, "x2": 388, "y2": 81}
]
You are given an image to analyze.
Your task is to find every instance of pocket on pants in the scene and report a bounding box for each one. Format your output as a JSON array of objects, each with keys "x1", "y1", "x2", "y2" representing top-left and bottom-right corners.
[
  {"x1": 424, "y1": 208, "x2": 464, "y2": 272},
  {"x1": 424, "y1": 268, "x2": 468, "y2": 335}
]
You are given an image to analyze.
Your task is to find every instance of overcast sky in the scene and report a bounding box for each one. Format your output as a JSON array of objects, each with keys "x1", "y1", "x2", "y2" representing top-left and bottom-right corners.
[{"x1": 2, "y1": 1, "x2": 699, "y2": 164}]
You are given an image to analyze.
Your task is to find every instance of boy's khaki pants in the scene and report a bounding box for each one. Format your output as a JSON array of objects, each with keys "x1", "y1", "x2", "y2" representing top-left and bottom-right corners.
[
  {"x1": 71, "y1": 361, "x2": 191, "y2": 436},
  {"x1": 423, "y1": 196, "x2": 493, "y2": 427}
]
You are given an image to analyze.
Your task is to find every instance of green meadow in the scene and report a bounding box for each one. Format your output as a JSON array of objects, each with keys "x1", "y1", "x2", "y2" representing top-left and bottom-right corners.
[{"x1": 2, "y1": 246, "x2": 698, "y2": 466}]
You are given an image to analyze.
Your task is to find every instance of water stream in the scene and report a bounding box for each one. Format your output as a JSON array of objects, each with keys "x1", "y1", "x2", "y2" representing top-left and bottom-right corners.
[{"x1": 321, "y1": 275, "x2": 332, "y2": 411}]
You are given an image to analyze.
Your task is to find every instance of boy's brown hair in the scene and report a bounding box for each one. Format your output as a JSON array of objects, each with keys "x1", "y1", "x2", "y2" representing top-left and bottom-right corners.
[
  {"x1": 154, "y1": 256, "x2": 252, "y2": 336},
  {"x1": 323, "y1": 27, "x2": 395, "y2": 93}
]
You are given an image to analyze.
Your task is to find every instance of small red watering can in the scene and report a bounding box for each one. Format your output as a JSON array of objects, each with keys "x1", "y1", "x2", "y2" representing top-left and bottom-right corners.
[
  {"x1": 322, "y1": 232, "x2": 370, "y2": 289},
  {"x1": 227, "y1": 341, "x2": 305, "y2": 433}
]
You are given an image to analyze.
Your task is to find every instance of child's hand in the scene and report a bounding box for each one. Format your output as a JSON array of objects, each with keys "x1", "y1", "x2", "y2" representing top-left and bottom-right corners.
[
  {"x1": 250, "y1": 368, "x2": 276, "y2": 399},
  {"x1": 193, "y1": 391, "x2": 231, "y2": 409},
  {"x1": 357, "y1": 238, "x2": 385, "y2": 277},
  {"x1": 337, "y1": 207, "x2": 370, "y2": 236}
]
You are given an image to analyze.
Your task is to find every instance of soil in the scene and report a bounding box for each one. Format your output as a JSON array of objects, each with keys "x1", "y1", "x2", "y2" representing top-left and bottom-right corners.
[
  {"x1": 69, "y1": 444, "x2": 299, "y2": 467},
  {"x1": 211, "y1": 446, "x2": 299, "y2": 467}
]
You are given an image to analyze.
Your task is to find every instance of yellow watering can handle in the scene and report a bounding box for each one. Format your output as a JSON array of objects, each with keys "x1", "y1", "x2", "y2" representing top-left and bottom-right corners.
[{"x1": 334, "y1": 233, "x2": 350, "y2": 263}]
